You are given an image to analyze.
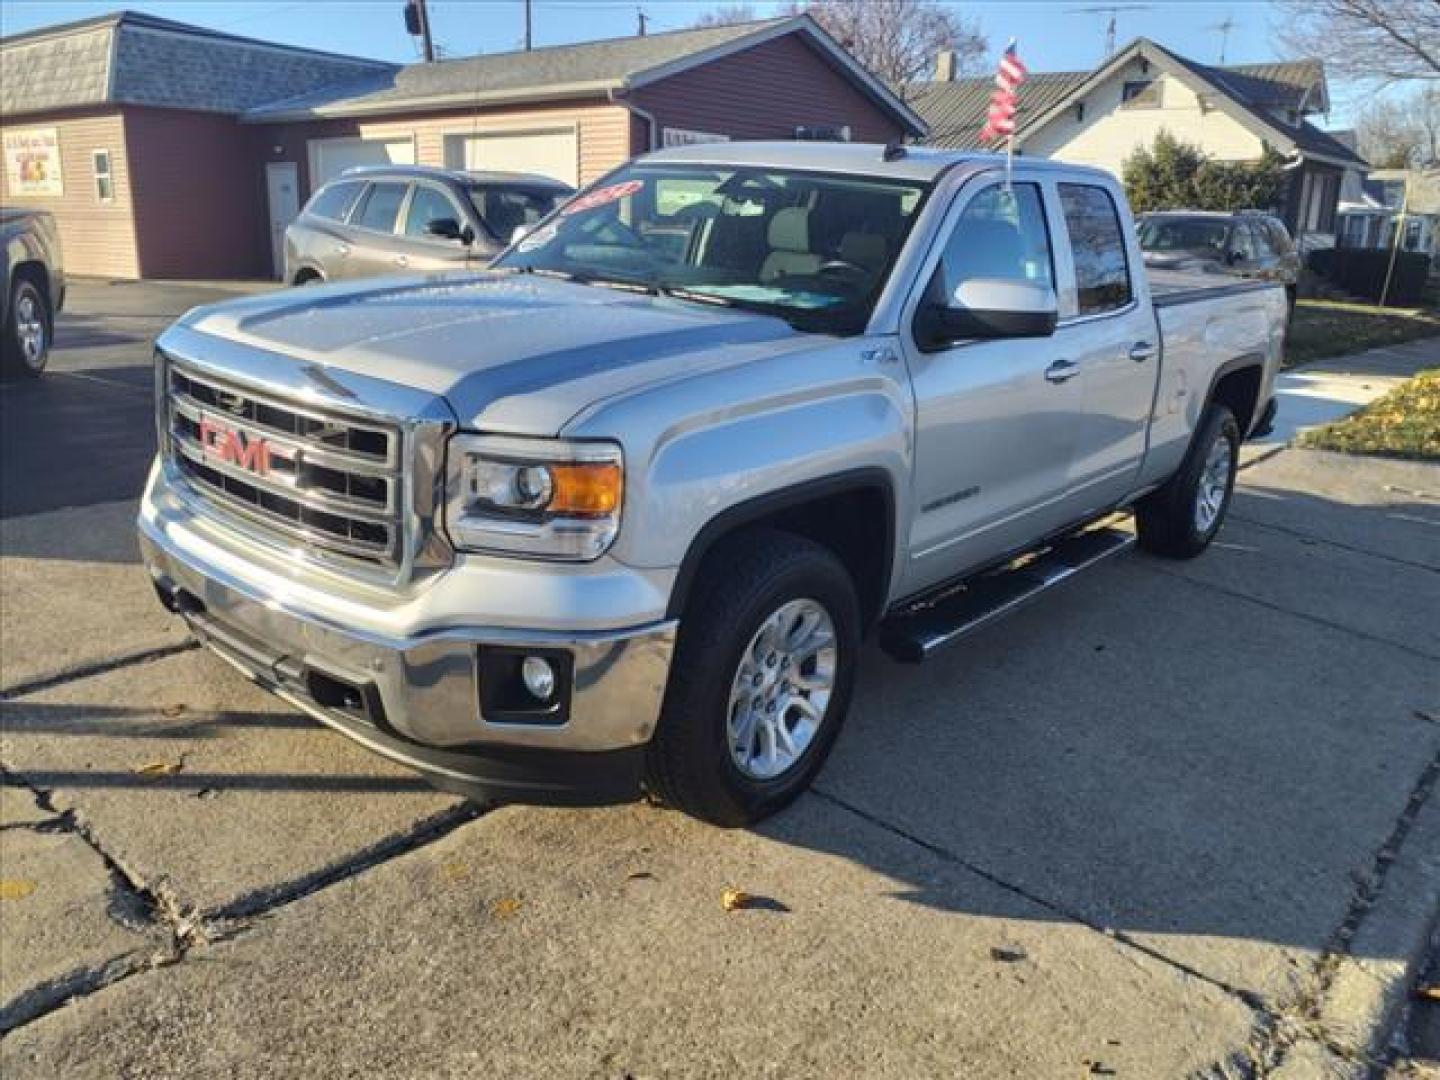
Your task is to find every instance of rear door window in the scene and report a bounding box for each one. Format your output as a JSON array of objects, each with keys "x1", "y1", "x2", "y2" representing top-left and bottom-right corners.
[
  {"x1": 1057, "y1": 183, "x2": 1132, "y2": 316},
  {"x1": 403, "y1": 185, "x2": 462, "y2": 238},
  {"x1": 354, "y1": 182, "x2": 409, "y2": 234},
  {"x1": 306, "y1": 181, "x2": 364, "y2": 223}
]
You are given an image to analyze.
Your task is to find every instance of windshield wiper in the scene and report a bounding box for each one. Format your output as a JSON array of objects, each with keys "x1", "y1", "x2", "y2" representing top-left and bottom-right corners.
[
  {"x1": 659, "y1": 286, "x2": 735, "y2": 307},
  {"x1": 508, "y1": 265, "x2": 659, "y2": 295}
]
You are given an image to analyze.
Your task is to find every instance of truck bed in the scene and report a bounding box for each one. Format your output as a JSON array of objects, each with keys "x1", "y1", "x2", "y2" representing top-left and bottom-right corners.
[{"x1": 1146, "y1": 267, "x2": 1281, "y2": 307}]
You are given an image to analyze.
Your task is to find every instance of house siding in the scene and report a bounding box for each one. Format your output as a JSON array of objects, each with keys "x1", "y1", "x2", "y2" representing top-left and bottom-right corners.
[
  {"x1": 630, "y1": 33, "x2": 906, "y2": 151},
  {"x1": 258, "y1": 100, "x2": 633, "y2": 202},
  {"x1": 1022, "y1": 58, "x2": 1267, "y2": 177},
  {"x1": 124, "y1": 107, "x2": 268, "y2": 278},
  {"x1": 0, "y1": 108, "x2": 140, "y2": 278}
]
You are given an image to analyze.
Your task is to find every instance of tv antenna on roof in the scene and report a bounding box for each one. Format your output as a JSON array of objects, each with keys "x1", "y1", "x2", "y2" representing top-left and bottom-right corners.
[
  {"x1": 1067, "y1": 5, "x2": 1152, "y2": 59},
  {"x1": 1207, "y1": 13, "x2": 1236, "y2": 64}
]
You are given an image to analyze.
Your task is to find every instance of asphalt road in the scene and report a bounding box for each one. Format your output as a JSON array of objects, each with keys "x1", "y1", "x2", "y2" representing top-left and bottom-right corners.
[{"x1": 1, "y1": 283, "x2": 1438, "y2": 1078}]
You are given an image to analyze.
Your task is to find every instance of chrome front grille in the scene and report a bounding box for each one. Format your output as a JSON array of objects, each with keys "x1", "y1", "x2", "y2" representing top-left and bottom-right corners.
[{"x1": 164, "y1": 362, "x2": 406, "y2": 568}]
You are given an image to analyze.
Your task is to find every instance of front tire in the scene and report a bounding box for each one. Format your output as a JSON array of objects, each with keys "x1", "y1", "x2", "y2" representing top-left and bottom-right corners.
[
  {"x1": 2, "y1": 279, "x2": 50, "y2": 379},
  {"x1": 645, "y1": 529, "x2": 860, "y2": 826},
  {"x1": 1135, "y1": 403, "x2": 1240, "y2": 559}
]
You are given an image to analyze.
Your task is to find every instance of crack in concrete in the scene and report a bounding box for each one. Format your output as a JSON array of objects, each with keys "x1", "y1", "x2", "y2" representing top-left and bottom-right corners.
[
  {"x1": 1138, "y1": 562, "x2": 1440, "y2": 663},
  {"x1": 1227, "y1": 513, "x2": 1440, "y2": 576},
  {"x1": 0, "y1": 767, "x2": 188, "y2": 1033},
  {"x1": 810, "y1": 787, "x2": 1272, "y2": 1013},
  {"x1": 1254, "y1": 747, "x2": 1440, "y2": 1077},
  {"x1": 0, "y1": 642, "x2": 200, "y2": 703},
  {"x1": 0, "y1": 763, "x2": 487, "y2": 1036}
]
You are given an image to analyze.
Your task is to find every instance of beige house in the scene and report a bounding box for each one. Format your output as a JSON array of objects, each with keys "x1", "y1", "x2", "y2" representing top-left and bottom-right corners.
[{"x1": 914, "y1": 38, "x2": 1367, "y2": 247}]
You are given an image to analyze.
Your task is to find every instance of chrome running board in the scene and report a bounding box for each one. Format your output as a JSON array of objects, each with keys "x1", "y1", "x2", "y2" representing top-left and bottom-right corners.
[{"x1": 879, "y1": 524, "x2": 1136, "y2": 663}]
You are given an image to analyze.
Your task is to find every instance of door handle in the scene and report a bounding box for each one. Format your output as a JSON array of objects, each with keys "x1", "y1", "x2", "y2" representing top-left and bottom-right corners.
[
  {"x1": 1128, "y1": 341, "x2": 1156, "y2": 363},
  {"x1": 1044, "y1": 359, "x2": 1080, "y2": 384},
  {"x1": 394, "y1": 255, "x2": 409, "y2": 268}
]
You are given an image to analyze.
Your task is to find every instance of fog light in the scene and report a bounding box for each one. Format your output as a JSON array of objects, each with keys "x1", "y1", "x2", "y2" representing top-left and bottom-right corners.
[{"x1": 521, "y1": 656, "x2": 556, "y2": 701}]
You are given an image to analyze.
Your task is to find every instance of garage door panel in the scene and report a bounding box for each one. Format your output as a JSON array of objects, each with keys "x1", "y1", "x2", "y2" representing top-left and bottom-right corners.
[
  {"x1": 443, "y1": 130, "x2": 578, "y2": 187},
  {"x1": 309, "y1": 137, "x2": 415, "y2": 189}
]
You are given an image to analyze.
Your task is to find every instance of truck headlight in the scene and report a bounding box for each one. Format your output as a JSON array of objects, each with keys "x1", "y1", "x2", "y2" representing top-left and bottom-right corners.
[{"x1": 444, "y1": 434, "x2": 623, "y2": 561}]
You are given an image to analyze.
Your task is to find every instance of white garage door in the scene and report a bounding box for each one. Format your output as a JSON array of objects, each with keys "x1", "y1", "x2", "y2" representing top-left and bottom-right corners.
[
  {"x1": 308, "y1": 136, "x2": 415, "y2": 189},
  {"x1": 443, "y1": 129, "x2": 579, "y2": 187}
]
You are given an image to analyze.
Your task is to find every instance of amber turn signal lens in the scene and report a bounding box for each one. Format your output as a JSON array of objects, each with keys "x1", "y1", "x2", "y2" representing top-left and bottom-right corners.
[{"x1": 549, "y1": 462, "x2": 622, "y2": 516}]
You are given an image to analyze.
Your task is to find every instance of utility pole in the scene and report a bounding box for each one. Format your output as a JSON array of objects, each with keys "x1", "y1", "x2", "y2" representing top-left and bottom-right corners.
[
  {"x1": 637, "y1": 7, "x2": 649, "y2": 36},
  {"x1": 403, "y1": 0, "x2": 435, "y2": 62},
  {"x1": 524, "y1": 0, "x2": 533, "y2": 50}
]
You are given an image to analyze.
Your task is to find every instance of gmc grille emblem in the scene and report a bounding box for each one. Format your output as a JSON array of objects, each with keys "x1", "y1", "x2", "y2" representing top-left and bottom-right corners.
[{"x1": 198, "y1": 416, "x2": 276, "y2": 476}]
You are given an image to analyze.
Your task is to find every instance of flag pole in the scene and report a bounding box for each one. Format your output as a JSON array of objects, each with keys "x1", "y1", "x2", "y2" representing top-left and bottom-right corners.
[{"x1": 1004, "y1": 38, "x2": 1017, "y2": 191}]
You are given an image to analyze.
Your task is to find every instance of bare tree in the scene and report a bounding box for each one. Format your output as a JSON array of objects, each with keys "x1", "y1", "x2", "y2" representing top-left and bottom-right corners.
[
  {"x1": 1280, "y1": 0, "x2": 1440, "y2": 82},
  {"x1": 693, "y1": 4, "x2": 758, "y2": 28},
  {"x1": 789, "y1": 0, "x2": 987, "y2": 87},
  {"x1": 696, "y1": 0, "x2": 986, "y2": 88},
  {"x1": 1356, "y1": 84, "x2": 1440, "y2": 166}
]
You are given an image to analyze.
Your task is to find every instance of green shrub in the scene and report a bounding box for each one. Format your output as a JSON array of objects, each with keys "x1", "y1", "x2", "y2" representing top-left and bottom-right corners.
[{"x1": 1123, "y1": 130, "x2": 1287, "y2": 214}]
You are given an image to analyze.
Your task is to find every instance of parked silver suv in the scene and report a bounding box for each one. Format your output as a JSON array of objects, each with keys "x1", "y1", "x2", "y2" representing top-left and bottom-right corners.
[
  {"x1": 283, "y1": 165, "x2": 572, "y2": 285},
  {"x1": 1138, "y1": 210, "x2": 1300, "y2": 307}
]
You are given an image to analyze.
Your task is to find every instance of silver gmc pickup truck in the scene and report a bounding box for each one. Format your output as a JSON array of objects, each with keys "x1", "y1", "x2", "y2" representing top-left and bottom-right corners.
[{"x1": 139, "y1": 143, "x2": 1286, "y2": 825}]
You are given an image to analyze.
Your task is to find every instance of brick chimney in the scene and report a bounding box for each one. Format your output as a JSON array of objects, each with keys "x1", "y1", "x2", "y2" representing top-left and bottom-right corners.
[{"x1": 935, "y1": 50, "x2": 956, "y2": 82}]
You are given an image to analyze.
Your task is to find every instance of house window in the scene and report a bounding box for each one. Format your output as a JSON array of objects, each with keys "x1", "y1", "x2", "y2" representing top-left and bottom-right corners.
[
  {"x1": 92, "y1": 149, "x2": 113, "y2": 202},
  {"x1": 794, "y1": 125, "x2": 851, "y2": 142},
  {"x1": 1121, "y1": 80, "x2": 1162, "y2": 108}
]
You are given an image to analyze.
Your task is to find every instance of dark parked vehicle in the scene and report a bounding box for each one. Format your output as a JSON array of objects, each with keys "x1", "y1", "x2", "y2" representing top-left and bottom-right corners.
[
  {"x1": 284, "y1": 165, "x2": 573, "y2": 286},
  {"x1": 2, "y1": 207, "x2": 64, "y2": 378},
  {"x1": 1138, "y1": 211, "x2": 1300, "y2": 304}
]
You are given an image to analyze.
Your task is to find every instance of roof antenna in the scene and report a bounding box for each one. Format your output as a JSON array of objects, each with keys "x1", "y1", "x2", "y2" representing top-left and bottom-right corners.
[
  {"x1": 882, "y1": 142, "x2": 907, "y2": 162},
  {"x1": 1206, "y1": 13, "x2": 1235, "y2": 64}
]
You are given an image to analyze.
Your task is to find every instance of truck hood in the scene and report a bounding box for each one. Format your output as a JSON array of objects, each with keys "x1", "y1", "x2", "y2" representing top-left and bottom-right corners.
[{"x1": 175, "y1": 271, "x2": 810, "y2": 434}]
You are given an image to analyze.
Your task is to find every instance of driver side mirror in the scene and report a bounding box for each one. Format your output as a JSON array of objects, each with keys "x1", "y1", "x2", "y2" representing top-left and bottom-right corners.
[
  {"x1": 916, "y1": 278, "x2": 1058, "y2": 350},
  {"x1": 425, "y1": 217, "x2": 468, "y2": 244}
]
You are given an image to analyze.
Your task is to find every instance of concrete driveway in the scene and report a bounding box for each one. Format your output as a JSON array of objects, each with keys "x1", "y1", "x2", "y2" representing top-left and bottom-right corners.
[{"x1": 2, "y1": 283, "x2": 1438, "y2": 1078}]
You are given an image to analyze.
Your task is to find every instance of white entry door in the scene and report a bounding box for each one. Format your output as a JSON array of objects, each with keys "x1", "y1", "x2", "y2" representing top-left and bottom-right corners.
[
  {"x1": 265, "y1": 162, "x2": 300, "y2": 280},
  {"x1": 444, "y1": 129, "x2": 579, "y2": 186}
]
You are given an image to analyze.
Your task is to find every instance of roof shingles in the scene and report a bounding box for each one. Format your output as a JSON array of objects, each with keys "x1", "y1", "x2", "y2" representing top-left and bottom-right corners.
[
  {"x1": 913, "y1": 41, "x2": 1362, "y2": 168},
  {"x1": 244, "y1": 18, "x2": 792, "y2": 120},
  {"x1": 1, "y1": 12, "x2": 392, "y2": 117}
]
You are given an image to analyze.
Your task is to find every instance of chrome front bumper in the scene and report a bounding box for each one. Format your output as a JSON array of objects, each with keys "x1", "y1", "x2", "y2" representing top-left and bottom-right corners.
[{"x1": 138, "y1": 502, "x2": 677, "y2": 803}]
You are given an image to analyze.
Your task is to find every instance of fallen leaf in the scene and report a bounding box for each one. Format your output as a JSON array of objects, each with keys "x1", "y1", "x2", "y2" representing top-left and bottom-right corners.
[
  {"x1": 990, "y1": 945, "x2": 1027, "y2": 963},
  {"x1": 626, "y1": 871, "x2": 656, "y2": 882},
  {"x1": 134, "y1": 759, "x2": 182, "y2": 777},
  {"x1": 0, "y1": 879, "x2": 37, "y2": 901},
  {"x1": 492, "y1": 897, "x2": 522, "y2": 919},
  {"x1": 721, "y1": 887, "x2": 752, "y2": 912},
  {"x1": 160, "y1": 704, "x2": 187, "y2": 718},
  {"x1": 439, "y1": 861, "x2": 469, "y2": 883}
]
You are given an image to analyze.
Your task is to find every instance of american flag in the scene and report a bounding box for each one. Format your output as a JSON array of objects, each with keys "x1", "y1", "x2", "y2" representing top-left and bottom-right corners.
[{"x1": 979, "y1": 40, "x2": 1027, "y2": 144}]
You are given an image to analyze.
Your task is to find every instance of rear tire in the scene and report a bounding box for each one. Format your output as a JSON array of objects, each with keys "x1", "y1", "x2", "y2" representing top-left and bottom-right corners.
[
  {"x1": 1135, "y1": 403, "x2": 1240, "y2": 559},
  {"x1": 645, "y1": 529, "x2": 860, "y2": 826},
  {"x1": 2, "y1": 278, "x2": 50, "y2": 379}
]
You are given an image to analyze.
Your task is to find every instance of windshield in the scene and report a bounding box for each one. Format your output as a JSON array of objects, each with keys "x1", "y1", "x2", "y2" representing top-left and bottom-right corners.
[
  {"x1": 468, "y1": 184, "x2": 568, "y2": 241},
  {"x1": 1138, "y1": 217, "x2": 1229, "y2": 254},
  {"x1": 492, "y1": 164, "x2": 930, "y2": 334}
]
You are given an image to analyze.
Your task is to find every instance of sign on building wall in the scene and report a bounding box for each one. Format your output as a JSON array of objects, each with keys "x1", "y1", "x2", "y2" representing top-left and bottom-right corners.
[
  {"x1": 3, "y1": 127, "x2": 64, "y2": 196},
  {"x1": 661, "y1": 128, "x2": 729, "y2": 148}
]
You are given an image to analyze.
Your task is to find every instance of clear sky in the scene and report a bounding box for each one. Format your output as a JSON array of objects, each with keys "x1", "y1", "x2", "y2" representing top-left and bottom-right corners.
[{"x1": 0, "y1": 0, "x2": 1384, "y2": 127}]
